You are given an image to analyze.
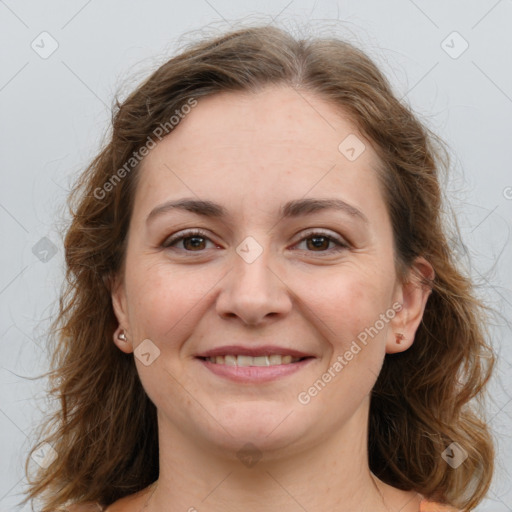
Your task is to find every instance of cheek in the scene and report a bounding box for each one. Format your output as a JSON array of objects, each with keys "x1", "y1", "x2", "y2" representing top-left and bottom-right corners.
[
  {"x1": 301, "y1": 262, "x2": 395, "y2": 340},
  {"x1": 301, "y1": 267, "x2": 395, "y2": 405},
  {"x1": 124, "y1": 258, "x2": 222, "y2": 342}
]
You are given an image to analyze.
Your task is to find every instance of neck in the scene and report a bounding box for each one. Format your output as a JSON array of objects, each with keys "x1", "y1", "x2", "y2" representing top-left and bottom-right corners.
[{"x1": 145, "y1": 398, "x2": 420, "y2": 512}]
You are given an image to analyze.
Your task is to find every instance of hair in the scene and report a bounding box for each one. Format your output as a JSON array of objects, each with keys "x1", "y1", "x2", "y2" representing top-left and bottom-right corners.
[{"x1": 24, "y1": 22, "x2": 495, "y2": 511}]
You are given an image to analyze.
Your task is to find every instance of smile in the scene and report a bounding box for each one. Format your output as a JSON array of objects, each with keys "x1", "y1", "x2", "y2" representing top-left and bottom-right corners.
[
  {"x1": 196, "y1": 356, "x2": 315, "y2": 383},
  {"x1": 199, "y1": 354, "x2": 307, "y2": 366}
]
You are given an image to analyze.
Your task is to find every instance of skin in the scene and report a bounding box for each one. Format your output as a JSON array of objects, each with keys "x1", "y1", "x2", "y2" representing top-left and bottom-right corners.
[{"x1": 104, "y1": 85, "x2": 434, "y2": 512}]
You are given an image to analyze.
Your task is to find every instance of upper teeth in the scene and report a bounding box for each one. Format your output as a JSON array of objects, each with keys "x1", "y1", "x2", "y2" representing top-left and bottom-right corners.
[{"x1": 207, "y1": 355, "x2": 301, "y2": 366}]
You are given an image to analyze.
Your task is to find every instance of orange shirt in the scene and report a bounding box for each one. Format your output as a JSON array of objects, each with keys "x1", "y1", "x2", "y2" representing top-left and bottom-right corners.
[
  {"x1": 420, "y1": 499, "x2": 462, "y2": 511},
  {"x1": 67, "y1": 497, "x2": 463, "y2": 511}
]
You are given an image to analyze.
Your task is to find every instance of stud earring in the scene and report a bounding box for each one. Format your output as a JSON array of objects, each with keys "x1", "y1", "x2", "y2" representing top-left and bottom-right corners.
[
  {"x1": 118, "y1": 331, "x2": 127, "y2": 342},
  {"x1": 396, "y1": 333, "x2": 405, "y2": 344}
]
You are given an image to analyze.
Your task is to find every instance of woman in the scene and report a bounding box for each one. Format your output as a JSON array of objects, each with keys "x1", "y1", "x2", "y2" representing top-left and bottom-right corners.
[{"x1": 24, "y1": 24, "x2": 495, "y2": 512}]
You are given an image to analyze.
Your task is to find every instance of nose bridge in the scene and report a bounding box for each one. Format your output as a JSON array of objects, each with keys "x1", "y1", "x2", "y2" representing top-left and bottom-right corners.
[{"x1": 216, "y1": 234, "x2": 291, "y2": 325}]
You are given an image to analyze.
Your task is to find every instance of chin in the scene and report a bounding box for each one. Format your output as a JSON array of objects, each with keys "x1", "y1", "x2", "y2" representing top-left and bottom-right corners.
[{"x1": 199, "y1": 404, "x2": 308, "y2": 454}]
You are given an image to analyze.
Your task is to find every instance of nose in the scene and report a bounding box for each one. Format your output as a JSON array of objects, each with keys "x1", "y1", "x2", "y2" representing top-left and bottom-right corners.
[{"x1": 215, "y1": 241, "x2": 292, "y2": 326}]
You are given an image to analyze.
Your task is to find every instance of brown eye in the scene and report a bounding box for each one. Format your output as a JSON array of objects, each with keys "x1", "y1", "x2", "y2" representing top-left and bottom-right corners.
[
  {"x1": 162, "y1": 229, "x2": 215, "y2": 251},
  {"x1": 294, "y1": 230, "x2": 349, "y2": 254},
  {"x1": 182, "y1": 235, "x2": 207, "y2": 251},
  {"x1": 306, "y1": 235, "x2": 331, "y2": 251}
]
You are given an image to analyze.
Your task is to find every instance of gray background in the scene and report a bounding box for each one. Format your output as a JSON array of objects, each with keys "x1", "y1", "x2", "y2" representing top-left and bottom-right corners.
[{"x1": 1, "y1": 1, "x2": 511, "y2": 510}]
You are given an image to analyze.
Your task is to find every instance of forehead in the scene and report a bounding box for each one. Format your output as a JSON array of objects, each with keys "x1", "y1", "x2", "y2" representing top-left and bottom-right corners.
[{"x1": 135, "y1": 85, "x2": 385, "y2": 218}]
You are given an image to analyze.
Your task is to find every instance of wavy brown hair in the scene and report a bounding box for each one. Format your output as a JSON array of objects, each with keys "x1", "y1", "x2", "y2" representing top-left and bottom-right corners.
[{"x1": 24, "y1": 23, "x2": 495, "y2": 511}]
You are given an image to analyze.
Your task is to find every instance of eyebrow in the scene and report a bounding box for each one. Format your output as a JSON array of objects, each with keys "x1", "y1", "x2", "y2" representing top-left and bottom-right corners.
[{"x1": 146, "y1": 197, "x2": 368, "y2": 224}]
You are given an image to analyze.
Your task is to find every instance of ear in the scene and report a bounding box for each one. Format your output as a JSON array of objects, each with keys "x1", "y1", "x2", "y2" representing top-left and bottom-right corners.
[
  {"x1": 110, "y1": 273, "x2": 134, "y2": 354},
  {"x1": 386, "y1": 257, "x2": 435, "y2": 354}
]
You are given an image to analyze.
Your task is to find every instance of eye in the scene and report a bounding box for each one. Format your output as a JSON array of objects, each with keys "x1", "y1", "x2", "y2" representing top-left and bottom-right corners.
[
  {"x1": 161, "y1": 228, "x2": 349, "y2": 255},
  {"x1": 162, "y1": 229, "x2": 218, "y2": 252},
  {"x1": 292, "y1": 229, "x2": 349, "y2": 254}
]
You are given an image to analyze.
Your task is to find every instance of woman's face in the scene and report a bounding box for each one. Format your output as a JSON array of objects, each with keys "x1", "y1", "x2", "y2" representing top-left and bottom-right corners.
[{"x1": 112, "y1": 85, "x2": 431, "y2": 458}]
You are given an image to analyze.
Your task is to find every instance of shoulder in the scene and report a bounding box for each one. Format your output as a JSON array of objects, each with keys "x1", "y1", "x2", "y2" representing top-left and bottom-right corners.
[
  {"x1": 64, "y1": 504, "x2": 103, "y2": 512},
  {"x1": 420, "y1": 499, "x2": 463, "y2": 512},
  {"x1": 63, "y1": 485, "x2": 152, "y2": 512},
  {"x1": 103, "y1": 489, "x2": 150, "y2": 512},
  {"x1": 63, "y1": 498, "x2": 127, "y2": 512}
]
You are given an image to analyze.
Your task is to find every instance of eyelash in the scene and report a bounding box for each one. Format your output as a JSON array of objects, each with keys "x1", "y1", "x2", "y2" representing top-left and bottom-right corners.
[{"x1": 161, "y1": 228, "x2": 349, "y2": 255}]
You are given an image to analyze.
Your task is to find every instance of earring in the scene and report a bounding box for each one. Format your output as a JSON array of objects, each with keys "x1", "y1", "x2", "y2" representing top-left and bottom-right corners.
[
  {"x1": 118, "y1": 331, "x2": 127, "y2": 342},
  {"x1": 396, "y1": 333, "x2": 405, "y2": 344}
]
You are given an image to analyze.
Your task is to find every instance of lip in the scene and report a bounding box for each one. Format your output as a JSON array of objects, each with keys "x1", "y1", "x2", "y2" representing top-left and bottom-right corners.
[
  {"x1": 197, "y1": 356, "x2": 315, "y2": 383},
  {"x1": 195, "y1": 345, "x2": 314, "y2": 358}
]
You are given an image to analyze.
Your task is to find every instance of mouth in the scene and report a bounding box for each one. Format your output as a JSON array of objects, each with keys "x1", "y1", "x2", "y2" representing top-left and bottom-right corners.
[
  {"x1": 195, "y1": 353, "x2": 316, "y2": 383},
  {"x1": 194, "y1": 345, "x2": 316, "y2": 383},
  {"x1": 197, "y1": 354, "x2": 313, "y2": 366}
]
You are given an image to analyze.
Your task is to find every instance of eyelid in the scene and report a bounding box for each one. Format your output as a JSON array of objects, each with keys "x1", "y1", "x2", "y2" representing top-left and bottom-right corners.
[
  {"x1": 161, "y1": 228, "x2": 214, "y2": 248},
  {"x1": 292, "y1": 228, "x2": 348, "y2": 246}
]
